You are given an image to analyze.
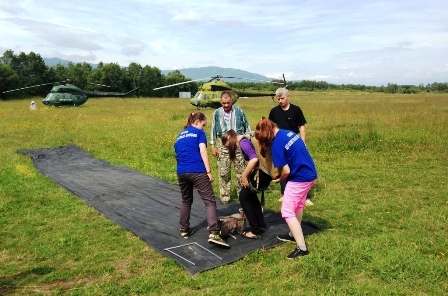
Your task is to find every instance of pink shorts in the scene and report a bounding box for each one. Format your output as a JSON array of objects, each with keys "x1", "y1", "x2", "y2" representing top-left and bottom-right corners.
[{"x1": 281, "y1": 180, "x2": 316, "y2": 222}]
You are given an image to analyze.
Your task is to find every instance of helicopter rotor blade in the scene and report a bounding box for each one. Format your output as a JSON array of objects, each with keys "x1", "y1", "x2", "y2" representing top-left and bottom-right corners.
[
  {"x1": 153, "y1": 74, "x2": 284, "y2": 91},
  {"x1": 2, "y1": 82, "x2": 58, "y2": 94},
  {"x1": 213, "y1": 76, "x2": 283, "y2": 84},
  {"x1": 282, "y1": 74, "x2": 288, "y2": 88},
  {"x1": 153, "y1": 77, "x2": 212, "y2": 90},
  {"x1": 90, "y1": 83, "x2": 112, "y2": 88}
]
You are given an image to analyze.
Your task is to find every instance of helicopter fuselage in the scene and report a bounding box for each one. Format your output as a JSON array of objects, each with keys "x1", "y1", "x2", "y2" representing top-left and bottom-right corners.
[
  {"x1": 190, "y1": 90, "x2": 239, "y2": 108},
  {"x1": 43, "y1": 92, "x2": 88, "y2": 107},
  {"x1": 41, "y1": 84, "x2": 88, "y2": 106},
  {"x1": 189, "y1": 79, "x2": 274, "y2": 108},
  {"x1": 42, "y1": 84, "x2": 137, "y2": 107}
]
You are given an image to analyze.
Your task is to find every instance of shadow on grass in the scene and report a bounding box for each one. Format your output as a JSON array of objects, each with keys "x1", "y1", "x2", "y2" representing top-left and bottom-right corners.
[{"x1": 0, "y1": 266, "x2": 55, "y2": 295}]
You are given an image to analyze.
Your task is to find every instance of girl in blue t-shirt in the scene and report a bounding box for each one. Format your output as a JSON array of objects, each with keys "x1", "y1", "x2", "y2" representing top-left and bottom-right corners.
[
  {"x1": 174, "y1": 112, "x2": 229, "y2": 247},
  {"x1": 255, "y1": 117, "x2": 317, "y2": 259}
]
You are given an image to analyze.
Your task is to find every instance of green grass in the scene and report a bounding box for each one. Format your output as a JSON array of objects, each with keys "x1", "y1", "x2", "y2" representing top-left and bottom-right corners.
[{"x1": 1, "y1": 92, "x2": 447, "y2": 295}]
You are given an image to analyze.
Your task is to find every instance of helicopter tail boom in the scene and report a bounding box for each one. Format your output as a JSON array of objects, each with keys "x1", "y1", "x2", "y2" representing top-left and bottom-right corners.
[{"x1": 85, "y1": 88, "x2": 138, "y2": 97}]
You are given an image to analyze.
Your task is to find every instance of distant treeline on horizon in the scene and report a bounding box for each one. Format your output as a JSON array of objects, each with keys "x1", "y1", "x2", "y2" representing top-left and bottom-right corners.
[{"x1": 1, "y1": 50, "x2": 448, "y2": 98}]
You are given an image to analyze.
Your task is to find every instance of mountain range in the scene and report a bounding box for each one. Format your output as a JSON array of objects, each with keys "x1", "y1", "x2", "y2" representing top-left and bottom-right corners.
[{"x1": 43, "y1": 58, "x2": 272, "y2": 82}]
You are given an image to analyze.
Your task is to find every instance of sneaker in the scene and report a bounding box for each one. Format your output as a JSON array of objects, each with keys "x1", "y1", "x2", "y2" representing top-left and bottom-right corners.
[
  {"x1": 287, "y1": 247, "x2": 309, "y2": 259},
  {"x1": 277, "y1": 233, "x2": 295, "y2": 242},
  {"x1": 180, "y1": 228, "x2": 194, "y2": 238},
  {"x1": 305, "y1": 199, "x2": 314, "y2": 206},
  {"x1": 208, "y1": 233, "x2": 230, "y2": 247}
]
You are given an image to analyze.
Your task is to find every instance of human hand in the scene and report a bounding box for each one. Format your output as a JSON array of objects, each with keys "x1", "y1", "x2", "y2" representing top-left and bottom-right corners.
[
  {"x1": 207, "y1": 172, "x2": 214, "y2": 182},
  {"x1": 241, "y1": 176, "x2": 249, "y2": 188},
  {"x1": 211, "y1": 147, "x2": 218, "y2": 158}
]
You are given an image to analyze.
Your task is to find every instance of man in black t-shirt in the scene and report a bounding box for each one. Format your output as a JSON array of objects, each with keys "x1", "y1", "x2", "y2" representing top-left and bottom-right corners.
[{"x1": 268, "y1": 87, "x2": 314, "y2": 206}]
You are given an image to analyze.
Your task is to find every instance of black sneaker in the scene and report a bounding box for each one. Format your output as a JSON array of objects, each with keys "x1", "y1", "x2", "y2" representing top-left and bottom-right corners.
[
  {"x1": 287, "y1": 247, "x2": 309, "y2": 259},
  {"x1": 180, "y1": 228, "x2": 194, "y2": 239},
  {"x1": 277, "y1": 233, "x2": 295, "y2": 242}
]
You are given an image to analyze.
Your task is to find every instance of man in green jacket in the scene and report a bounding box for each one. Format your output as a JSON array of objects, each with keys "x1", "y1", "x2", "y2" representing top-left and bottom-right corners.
[{"x1": 210, "y1": 91, "x2": 251, "y2": 204}]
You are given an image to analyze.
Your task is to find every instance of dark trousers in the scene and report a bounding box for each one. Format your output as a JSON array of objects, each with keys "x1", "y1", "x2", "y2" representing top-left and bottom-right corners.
[
  {"x1": 239, "y1": 170, "x2": 271, "y2": 235},
  {"x1": 178, "y1": 173, "x2": 219, "y2": 232},
  {"x1": 239, "y1": 188, "x2": 266, "y2": 235}
]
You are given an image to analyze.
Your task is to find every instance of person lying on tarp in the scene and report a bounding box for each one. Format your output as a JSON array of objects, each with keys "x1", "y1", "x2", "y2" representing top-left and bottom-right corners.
[{"x1": 221, "y1": 129, "x2": 280, "y2": 239}]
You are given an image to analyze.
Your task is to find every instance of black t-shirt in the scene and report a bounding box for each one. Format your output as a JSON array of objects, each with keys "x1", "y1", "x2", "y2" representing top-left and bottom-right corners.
[{"x1": 268, "y1": 104, "x2": 306, "y2": 134}]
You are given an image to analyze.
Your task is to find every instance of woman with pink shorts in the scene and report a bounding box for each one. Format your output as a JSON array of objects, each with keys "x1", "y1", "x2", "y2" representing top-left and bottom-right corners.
[{"x1": 255, "y1": 117, "x2": 317, "y2": 259}]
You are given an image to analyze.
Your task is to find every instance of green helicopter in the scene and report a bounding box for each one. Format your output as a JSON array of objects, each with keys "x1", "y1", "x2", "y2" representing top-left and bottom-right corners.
[
  {"x1": 153, "y1": 75, "x2": 283, "y2": 108},
  {"x1": 3, "y1": 79, "x2": 138, "y2": 107}
]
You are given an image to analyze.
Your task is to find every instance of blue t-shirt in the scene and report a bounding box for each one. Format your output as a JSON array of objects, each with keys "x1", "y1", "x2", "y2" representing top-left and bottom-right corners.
[
  {"x1": 271, "y1": 129, "x2": 317, "y2": 182},
  {"x1": 174, "y1": 126, "x2": 207, "y2": 174}
]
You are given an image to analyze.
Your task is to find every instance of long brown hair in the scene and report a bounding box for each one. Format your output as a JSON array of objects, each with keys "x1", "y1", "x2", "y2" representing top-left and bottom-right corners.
[
  {"x1": 184, "y1": 112, "x2": 206, "y2": 129},
  {"x1": 254, "y1": 117, "x2": 276, "y2": 157},
  {"x1": 221, "y1": 129, "x2": 238, "y2": 161}
]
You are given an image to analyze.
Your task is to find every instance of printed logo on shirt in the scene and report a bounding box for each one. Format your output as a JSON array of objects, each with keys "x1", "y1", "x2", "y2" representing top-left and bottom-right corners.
[
  {"x1": 285, "y1": 134, "x2": 300, "y2": 150},
  {"x1": 176, "y1": 130, "x2": 198, "y2": 142}
]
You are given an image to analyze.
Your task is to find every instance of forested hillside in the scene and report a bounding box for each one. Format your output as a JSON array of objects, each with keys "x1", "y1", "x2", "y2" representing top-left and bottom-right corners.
[{"x1": 1, "y1": 50, "x2": 447, "y2": 99}]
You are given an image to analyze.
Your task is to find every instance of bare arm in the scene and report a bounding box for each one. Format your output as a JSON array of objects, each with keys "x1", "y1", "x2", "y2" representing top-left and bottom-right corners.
[
  {"x1": 299, "y1": 124, "x2": 306, "y2": 145},
  {"x1": 199, "y1": 143, "x2": 213, "y2": 182},
  {"x1": 240, "y1": 158, "x2": 258, "y2": 188},
  {"x1": 210, "y1": 111, "x2": 219, "y2": 157},
  {"x1": 273, "y1": 164, "x2": 290, "y2": 183}
]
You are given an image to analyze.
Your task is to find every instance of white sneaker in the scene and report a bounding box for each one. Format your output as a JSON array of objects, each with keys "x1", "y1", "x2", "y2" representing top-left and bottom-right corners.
[{"x1": 305, "y1": 199, "x2": 314, "y2": 206}]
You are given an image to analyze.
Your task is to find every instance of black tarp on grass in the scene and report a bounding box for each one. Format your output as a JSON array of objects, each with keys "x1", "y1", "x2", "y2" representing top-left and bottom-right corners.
[{"x1": 18, "y1": 144, "x2": 321, "y2": 275}]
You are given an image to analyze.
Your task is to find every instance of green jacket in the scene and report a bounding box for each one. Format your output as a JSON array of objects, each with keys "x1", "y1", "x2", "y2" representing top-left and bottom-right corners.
[{"x1": 210, "y1": 106, "x2": 251, "y2": 145}]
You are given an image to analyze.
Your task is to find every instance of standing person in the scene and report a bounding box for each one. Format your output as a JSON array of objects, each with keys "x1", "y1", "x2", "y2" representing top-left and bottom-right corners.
[
  {"x1": 255, "y1": 117, "x2": 317, "y2": 258},
  {"x1": 30, "y1": 100, "x2": 37, "y2": 110},
  {"x1": 221, "y1": 130, "x2": 269, "y2": 239},
  {"x1": 174, "y1": 112, "x2": 229, "y2": 247},
  {"x1": 268, "y1": 88, "x2": 314, "y2": 206},
  {"x1": 210, "y1": 91, "x2": 251, "y2": 204}
]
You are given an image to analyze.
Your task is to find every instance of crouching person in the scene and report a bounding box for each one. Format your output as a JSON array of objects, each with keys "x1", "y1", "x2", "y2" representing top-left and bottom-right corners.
[
  {"x1": 174, "y1": 112, "x2": 229, "y2": 247},
  {"x1": 221, "y1": 129, "x2": 269, "y2": 239}
]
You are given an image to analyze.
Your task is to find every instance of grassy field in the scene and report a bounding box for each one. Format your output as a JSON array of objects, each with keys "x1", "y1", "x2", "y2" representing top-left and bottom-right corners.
[{"x1": 1, "y1": 92, "x2": 447, "y2": 295}]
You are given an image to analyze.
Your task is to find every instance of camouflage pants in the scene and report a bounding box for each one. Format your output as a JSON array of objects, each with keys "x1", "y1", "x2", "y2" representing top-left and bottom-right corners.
[{"x1": 216, "y1": 140, "x2": 247, "y2": 202}]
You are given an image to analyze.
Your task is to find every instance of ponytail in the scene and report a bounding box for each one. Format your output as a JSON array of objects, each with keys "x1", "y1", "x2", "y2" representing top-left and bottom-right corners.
[{"x1": 184, "y1": 112, "x2": 206, "y2": 129}]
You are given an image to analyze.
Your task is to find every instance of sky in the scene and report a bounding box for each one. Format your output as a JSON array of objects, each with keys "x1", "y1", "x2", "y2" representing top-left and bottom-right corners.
[{"x1": 1, "y1": 0, "x2": 447, "y2": 86}]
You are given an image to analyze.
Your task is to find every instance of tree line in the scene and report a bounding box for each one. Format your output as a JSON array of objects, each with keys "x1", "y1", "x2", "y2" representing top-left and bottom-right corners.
[{"x1": 1, "y1": 50, "x2": 447, "y2": 99}]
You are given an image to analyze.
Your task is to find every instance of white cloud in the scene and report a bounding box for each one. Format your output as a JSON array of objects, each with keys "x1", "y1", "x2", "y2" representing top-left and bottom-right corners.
[{"x1": 0, "y1": 0, "x2": 447, "y2": 85}]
